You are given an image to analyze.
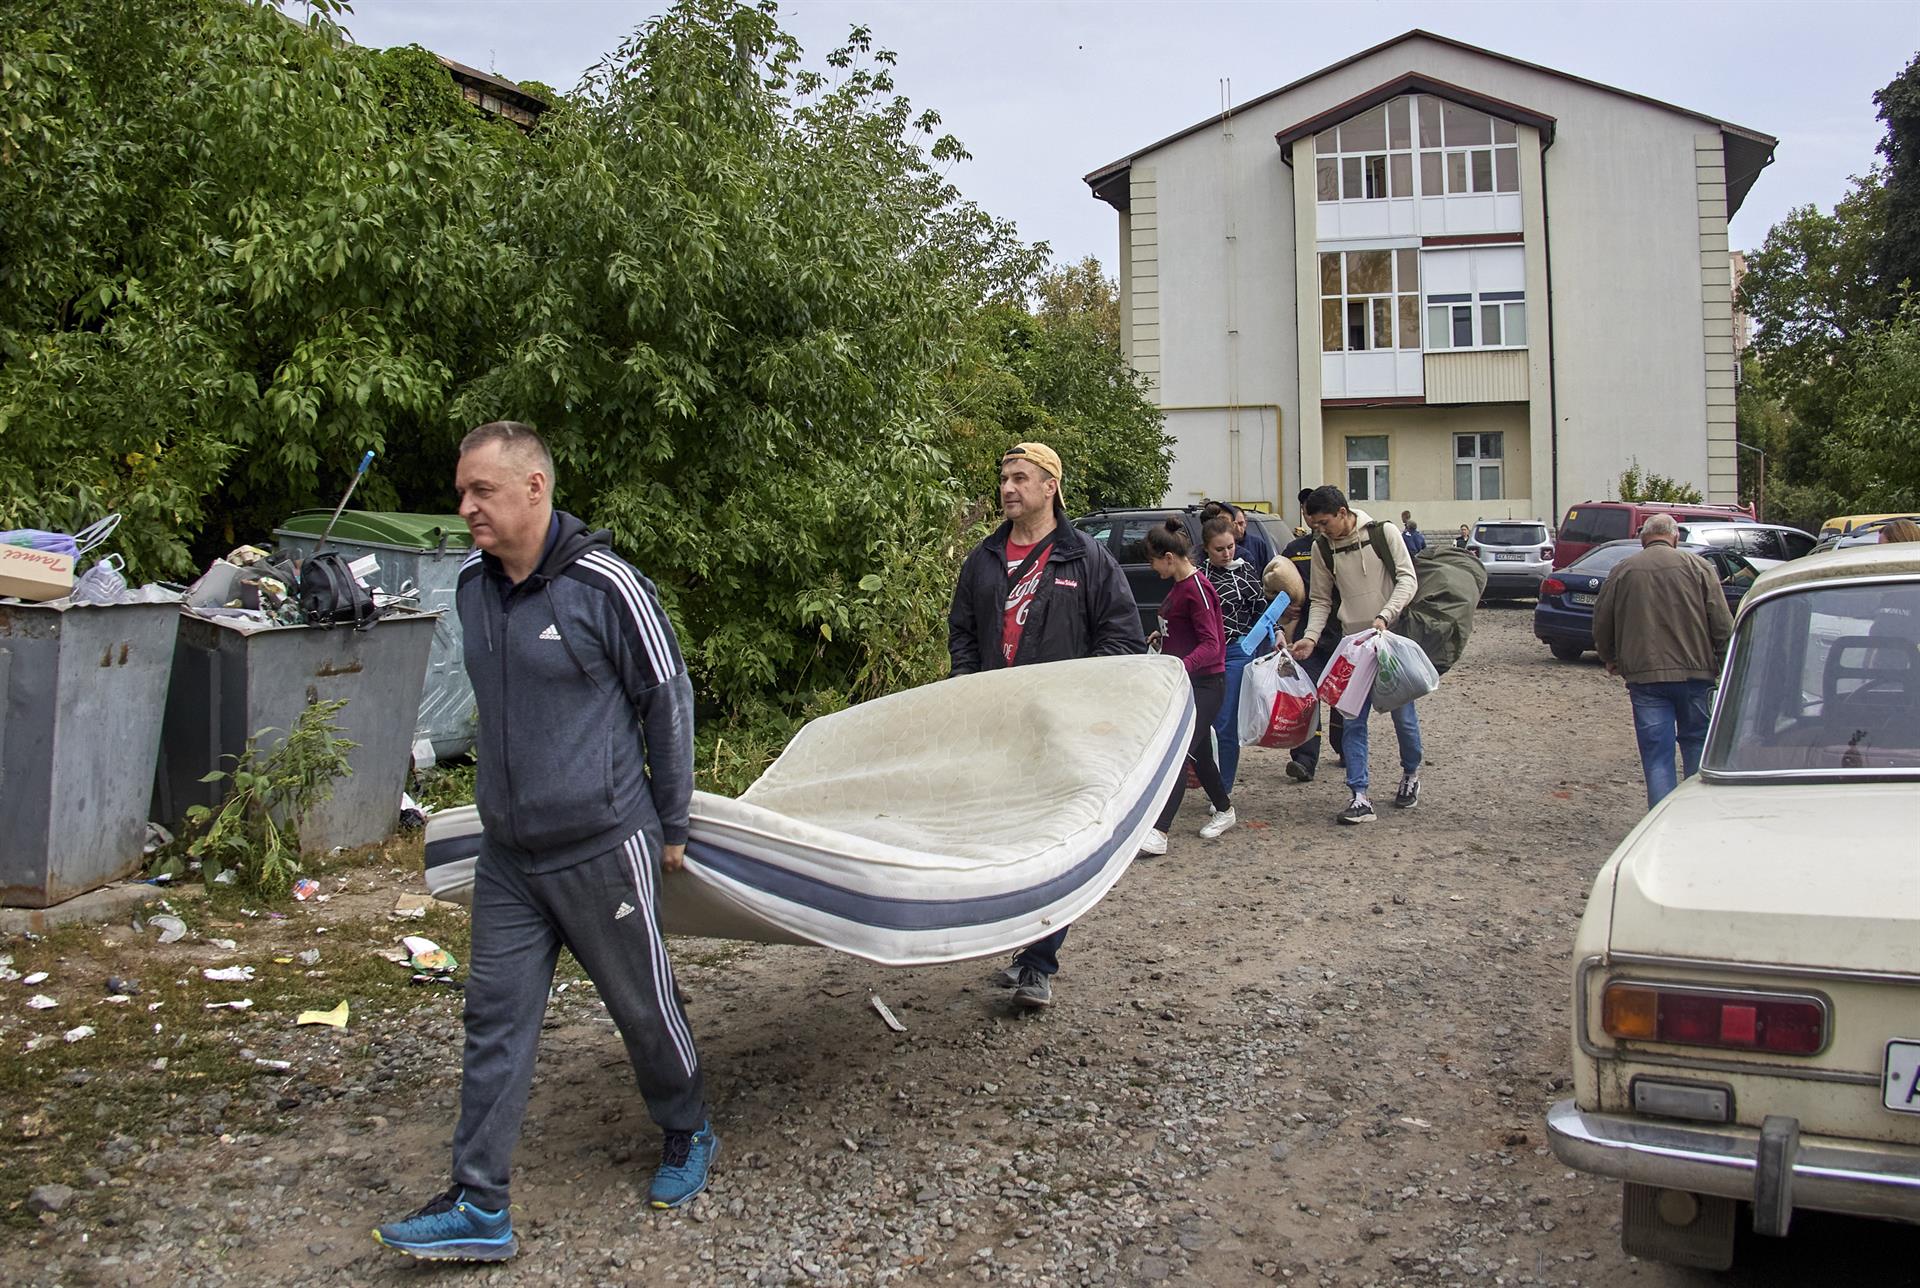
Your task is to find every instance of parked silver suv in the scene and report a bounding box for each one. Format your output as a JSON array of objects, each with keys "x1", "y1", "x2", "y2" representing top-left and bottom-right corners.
[{"x1": 1468, "y1": 518, "x2": 1554, "y2": 598}]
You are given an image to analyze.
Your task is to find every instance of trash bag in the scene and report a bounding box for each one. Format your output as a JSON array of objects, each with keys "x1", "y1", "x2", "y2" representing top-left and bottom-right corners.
[
  {"x1": 70, "y1": 554, "x2": 130, "y2": 605},
  {"x1": 1239, "y1": 650, "x2": 1320, "y2": 748},
  {"x1": 1317, "y1": 631, "x2": 1380, "y2": 719},
  {"x1": 298, "y1": 551, "x2": 377, "y2": 630},
  {"x1": 1396, "y1": 544, "x2": 1488, "y2": 674},
  {"x1": 1372, "y1": 629, "x2": 1440, "y2": 713}
]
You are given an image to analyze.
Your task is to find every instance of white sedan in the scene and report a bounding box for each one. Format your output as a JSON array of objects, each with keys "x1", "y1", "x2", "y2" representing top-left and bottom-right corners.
[{"x1": 1547, "y1": 542, "x2": 1920, "y2": 1269}]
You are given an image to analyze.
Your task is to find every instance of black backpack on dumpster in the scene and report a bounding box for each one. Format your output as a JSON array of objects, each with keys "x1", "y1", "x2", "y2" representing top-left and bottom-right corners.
[
  {"x1": 1315, "y1": 523, "x2": 1488, "y2": 674},
  {"x1": 298, "y1": 550, "x2": 377, "y2": 630}
]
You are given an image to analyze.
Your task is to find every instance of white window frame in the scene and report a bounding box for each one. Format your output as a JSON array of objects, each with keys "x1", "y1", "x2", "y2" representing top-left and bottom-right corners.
[
  {"x1": 1417, "y1": 99, "x2": 1520, "y2": 196},
  {"x1": 1426, "y1": 292, "x2": 1526, "y2": 351},
  {"x1": 1318, "y1": 95, "x2": 1522, "y2": 205},
  {"x1": 1346, "y1": 436, "x2": 1390, "y2": 503},
  {"x1": 1454, "y1": 432, "x2": 1504, "y2": 501},
  {"x1": 1314, "y1": 98, "x2": 1416, "y2": 204},
  {"x1": 1320, "y1": 248, "x2": 1422, "y2": 354}
]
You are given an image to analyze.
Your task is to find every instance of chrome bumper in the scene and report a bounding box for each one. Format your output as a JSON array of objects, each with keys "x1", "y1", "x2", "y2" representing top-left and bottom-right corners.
[{"x1": 1547, "y1": 1099, "x2": 1920, "y2": 1226}]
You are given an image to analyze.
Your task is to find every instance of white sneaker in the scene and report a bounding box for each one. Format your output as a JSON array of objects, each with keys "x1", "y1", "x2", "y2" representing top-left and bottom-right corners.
[
  {"x1": 1198, "y1": 807, "x2": 1238, "y2": 840},
  {"x1": 1137, "y1": 829, "x2": 1169, "y2": 857}
]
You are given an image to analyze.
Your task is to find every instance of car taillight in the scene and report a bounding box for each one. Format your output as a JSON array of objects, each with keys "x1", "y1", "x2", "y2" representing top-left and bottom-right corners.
[
  {"x1": 1539, "y1": 545, "x2": 1555, "y2": 560},
  {"x1": 1540, "y1": 577, "x2": 1566, "y2": 596},
  {"x1": 1601, "y1": 982, "x2": 1827, "y2": 1055},
  {"x1": 1467, "y1": 544, "x2": 1481, "y2": 556}
]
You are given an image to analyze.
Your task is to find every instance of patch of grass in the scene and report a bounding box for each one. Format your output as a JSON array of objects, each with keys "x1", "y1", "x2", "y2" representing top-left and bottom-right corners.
[{"x1": 0, "y1": 835, "x2": 631, "y2": 1227}]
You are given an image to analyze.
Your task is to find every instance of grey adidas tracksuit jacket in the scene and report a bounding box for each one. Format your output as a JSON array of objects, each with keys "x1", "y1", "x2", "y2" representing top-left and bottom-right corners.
[{"x1": 449, "y1": 510, "x2": 704, "y2": 1209}]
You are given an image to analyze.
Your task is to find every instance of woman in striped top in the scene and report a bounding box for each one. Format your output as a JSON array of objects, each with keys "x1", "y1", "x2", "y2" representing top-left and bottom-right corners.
[
  {"x1": 1199, "y1": 515, "x2": 1268, "y2": 795},
  {"x1": 1139, "y1": 519, "x2": 1237, "y2": 856}
]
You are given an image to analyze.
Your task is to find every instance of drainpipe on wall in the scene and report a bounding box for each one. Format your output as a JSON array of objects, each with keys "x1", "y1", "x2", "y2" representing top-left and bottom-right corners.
[{"x1": 1540, "y1": 133, "x2": 1561, "y2": 527}]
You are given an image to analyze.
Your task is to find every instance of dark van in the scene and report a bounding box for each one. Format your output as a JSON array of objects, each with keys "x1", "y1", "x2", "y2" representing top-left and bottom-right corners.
[{"x1": 1552, "y1": 500, "x2": 1756, "y2": 569}]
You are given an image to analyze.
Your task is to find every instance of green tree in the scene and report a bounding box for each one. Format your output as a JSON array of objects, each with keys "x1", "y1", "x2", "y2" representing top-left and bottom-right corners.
[
  {"x1": 0, "y1": 0, "x2": 506, "y2": 575},
  {"x1": 1035, "y1": 254, "x2": 1120, "y2": 345},
  {"x1": 1615, "y1": 460, "x2": 1703, "y2": 505},
  {"x1": 0, "y1": 0, "x2": 1175, "y2": 767},
  {"x1": 1822, "y1": 296, "x2": 1920, "y2": 511},
  {"x1": 1875, "y1": 53, "x2": 1920, "y2": 306}
]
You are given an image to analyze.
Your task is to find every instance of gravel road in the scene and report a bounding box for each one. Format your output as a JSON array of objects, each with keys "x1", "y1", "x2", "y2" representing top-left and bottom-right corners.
[{"x1": 7, "y1": 607, "x2": 1916, "y2": 1286}]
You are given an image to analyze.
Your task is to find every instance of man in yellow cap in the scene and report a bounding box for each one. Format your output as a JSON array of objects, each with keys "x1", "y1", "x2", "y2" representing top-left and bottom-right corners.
[{"x1": 948, "y1": 442, "x2": 1146, "y2": 1009}]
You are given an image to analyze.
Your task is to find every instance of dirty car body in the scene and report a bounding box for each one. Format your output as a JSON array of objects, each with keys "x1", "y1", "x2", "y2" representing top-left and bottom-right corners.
[{"x1": 1547, "y1": 544, "x2": 1920, "y2": 1269}]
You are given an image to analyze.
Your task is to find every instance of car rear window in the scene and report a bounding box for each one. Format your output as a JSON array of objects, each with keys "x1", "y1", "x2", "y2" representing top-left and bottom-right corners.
[
  {"x1": 1566, "y1": 543, "x2": 1643, "y2": 574},
  {"x1": 1475, "y1": 523, "x2": 1548, "y2": 546},
  {"x1": 1707, "y1": 582, "x2": 1920, "y2": 774},
  {"x1": 1558, "y1": 507, "x2": 1630, "y2": 544}
]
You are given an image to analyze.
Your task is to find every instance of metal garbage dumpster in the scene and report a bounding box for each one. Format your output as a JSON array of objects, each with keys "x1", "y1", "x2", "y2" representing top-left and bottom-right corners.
[
  {"x1": 1, "y1": 599, "x2": 182, "y2": 907},
  {"x1": 150, "y1": 608, "x2": 437, "y2": 854},
  {"x1": 274, "y1": 511, "x2": 475, "y2": 760}
]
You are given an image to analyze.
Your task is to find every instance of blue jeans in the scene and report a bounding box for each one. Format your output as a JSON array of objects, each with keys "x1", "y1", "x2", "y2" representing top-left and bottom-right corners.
[
  {"x1": 1344, "y1": 685, "x2": 1421, "y2": 796},
  {"x1": 1628, "y1": 680, "x2": 1712, "y2": 809},
  {"x1": 1213, "y1": 645, "x2": 1254, "y2": 794}
]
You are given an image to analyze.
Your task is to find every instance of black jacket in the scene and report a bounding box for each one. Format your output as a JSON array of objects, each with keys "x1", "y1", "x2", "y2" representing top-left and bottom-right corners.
[{"x1": 947, "y1": 515, "x2": 1145, "y2": 674}]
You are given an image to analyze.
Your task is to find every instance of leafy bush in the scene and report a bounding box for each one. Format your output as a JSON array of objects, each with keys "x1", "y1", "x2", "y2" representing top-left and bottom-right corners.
[
  {"x1": 1615, "y1": 461, "x2": 1705, "y2": 505},
  {"x1": 161, "y1": 700, "x2": 357, "y2": 898},
  {"x1": 2, "y1": 0, "x2": 1170, "y2": 758}
]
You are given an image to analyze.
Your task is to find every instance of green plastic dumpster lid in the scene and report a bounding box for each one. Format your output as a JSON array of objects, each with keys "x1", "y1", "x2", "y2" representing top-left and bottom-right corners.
[{"x1": 277, "y1": 511, "x2": 473, "y2": 550}]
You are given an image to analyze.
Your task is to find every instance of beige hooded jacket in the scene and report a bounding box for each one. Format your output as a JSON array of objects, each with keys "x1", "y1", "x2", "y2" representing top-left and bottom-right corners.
[{"x1": 1301, "y1": 509, "x2": 1421, "y2": 645}]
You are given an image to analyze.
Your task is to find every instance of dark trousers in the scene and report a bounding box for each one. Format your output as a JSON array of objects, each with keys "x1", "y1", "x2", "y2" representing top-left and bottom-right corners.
[
  {"x1": 1289, "y1": 645, "x2": 1343, "y2": 774},
  {"x1": 1156, "y1": 671, "x2": 1232, "y2": 830},
  {"x1": 1013, "y1": 926, "x2": 1069, "y2": 976},
  {"x1": 451, "y1": 830, "x2": 706, "y2": 1210}
]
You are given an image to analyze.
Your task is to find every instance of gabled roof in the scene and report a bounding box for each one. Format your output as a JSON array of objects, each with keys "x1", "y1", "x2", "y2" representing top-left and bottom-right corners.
[
  {"x1": 1270, "y1": 72, "x2": 1556, "y2": 156},
  {"x1": 1084, "y1": 29, "x2": 1776, "y2": 216}
]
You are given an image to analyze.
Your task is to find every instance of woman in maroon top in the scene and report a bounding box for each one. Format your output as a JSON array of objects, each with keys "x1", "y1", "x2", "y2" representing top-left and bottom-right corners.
[{"x1": 1141, "y1": 520, "x2": 1237, "y2": 855}]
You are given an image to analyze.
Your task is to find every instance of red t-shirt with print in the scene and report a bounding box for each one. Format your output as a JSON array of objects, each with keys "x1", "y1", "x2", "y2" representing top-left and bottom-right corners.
[{"x1": 1001, "y1": 537, "x2": 1053, "y2": 666}]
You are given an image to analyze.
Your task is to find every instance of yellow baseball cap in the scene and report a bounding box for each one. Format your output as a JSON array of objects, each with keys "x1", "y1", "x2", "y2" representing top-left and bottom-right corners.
[{"x1": 1001, "y1": 441, "x2": 1063, "y2": 482}]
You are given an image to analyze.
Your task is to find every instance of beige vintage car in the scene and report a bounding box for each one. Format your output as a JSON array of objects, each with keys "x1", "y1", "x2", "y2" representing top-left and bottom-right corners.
[{"x1": 1547, "y1": 543, "x2": 1920, "y2": 1268}]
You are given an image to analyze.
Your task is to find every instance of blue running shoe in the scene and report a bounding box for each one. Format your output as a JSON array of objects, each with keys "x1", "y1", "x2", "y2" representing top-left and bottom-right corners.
[
  {"x1": 648, "y1": 1122, "x2": 719, "y2": 1210},
  {"x1": 373, "y1": 1187, "x2": 517, "y2": 1261}
]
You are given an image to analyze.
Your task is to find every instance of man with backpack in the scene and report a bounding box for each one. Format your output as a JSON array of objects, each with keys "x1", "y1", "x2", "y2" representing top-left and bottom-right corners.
[{"x1": 1289, "y1": 486, "x2": 1422, "y2": 824}]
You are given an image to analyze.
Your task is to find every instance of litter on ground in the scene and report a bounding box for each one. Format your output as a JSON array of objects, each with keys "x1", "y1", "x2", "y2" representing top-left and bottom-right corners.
[{"x1": 296, "y1": 1001, "x2": 350, "y2": 1028}]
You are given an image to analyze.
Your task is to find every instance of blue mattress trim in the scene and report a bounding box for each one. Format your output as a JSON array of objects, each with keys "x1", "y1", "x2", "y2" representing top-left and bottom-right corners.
[{"x1": 680, "y1": 703, "x2": 1192, "y2": 931}]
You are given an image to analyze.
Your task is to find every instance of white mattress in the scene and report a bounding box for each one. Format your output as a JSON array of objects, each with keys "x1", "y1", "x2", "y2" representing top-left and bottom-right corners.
[{"x1": 423, "y1": 654, "x2": 1193, "y2": 965}]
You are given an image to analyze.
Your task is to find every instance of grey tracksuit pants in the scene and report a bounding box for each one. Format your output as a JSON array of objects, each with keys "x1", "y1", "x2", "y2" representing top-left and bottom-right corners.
[{"x1": 450, "y1": 828, "x2": 706, "y2": 1209}]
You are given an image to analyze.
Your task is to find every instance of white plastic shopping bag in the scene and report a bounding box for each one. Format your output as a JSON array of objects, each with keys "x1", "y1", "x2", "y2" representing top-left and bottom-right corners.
[
  {"x1": 1371, "y1": 631, "x2": 1440, "y2": 713},
  {"x1": 1238, "y1": 651, "x2": 1321, "y2": 748},
  {"x1": 1317, "y1": 631, "x2": 1381, "y2": 720}
]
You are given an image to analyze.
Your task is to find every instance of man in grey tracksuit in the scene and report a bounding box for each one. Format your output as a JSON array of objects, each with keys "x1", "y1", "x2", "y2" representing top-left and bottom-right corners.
[{"x1": 375, "y1": 422, "x2": 714, "y2": 1263}]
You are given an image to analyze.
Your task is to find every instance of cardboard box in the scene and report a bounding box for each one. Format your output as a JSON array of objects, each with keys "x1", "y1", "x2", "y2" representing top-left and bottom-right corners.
[{"x1": 0, "y1": 543, "x2": 77, "y2": 601}]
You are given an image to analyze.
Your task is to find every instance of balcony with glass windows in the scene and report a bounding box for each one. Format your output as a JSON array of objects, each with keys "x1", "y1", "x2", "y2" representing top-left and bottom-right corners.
[{"x1": 1312, "y1": 93, "x2": 1525, "y2": 240}]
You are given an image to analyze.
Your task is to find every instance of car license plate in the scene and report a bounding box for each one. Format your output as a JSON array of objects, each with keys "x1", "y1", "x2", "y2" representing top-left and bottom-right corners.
[
  {"x1": 1495, "y1": 552, "x2": 1525, "y2": 561},
  {"x1": 1884, "y1": 1040, "x2": 1920, "y2": 1114},
  {"x1": 1570, "y1": 592, "x2": 1598, "y2": 606}
]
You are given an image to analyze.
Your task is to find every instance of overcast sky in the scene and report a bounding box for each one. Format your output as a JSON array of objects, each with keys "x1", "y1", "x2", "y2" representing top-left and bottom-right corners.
[{"x1": 326, "y1": 0, "x2": 1915, "y2": 271}]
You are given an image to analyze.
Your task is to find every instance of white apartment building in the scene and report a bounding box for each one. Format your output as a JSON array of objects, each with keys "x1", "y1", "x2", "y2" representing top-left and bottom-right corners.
[{"x1": 1084, "y1": 30, "x2": 1775, "y2": 529}]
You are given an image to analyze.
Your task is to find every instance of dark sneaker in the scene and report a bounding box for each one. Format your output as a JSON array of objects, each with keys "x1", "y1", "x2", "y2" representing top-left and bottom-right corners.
[
  {"x1": 1394, "y1": 775, "x2": 1421, "y2": 809},
  {"x1": 1012, "y1": 965, "x2": 1053, "y2": 1009},
  {"x1": 989, "y1": 962, "x2": 1023, "y2": 989},
  {"x1": 649, "y1": 1121, "x2": 719, "y2": 1210},
  {"x1": 1285, "y1": 759, "x2": 1313, "y2": 783},
  {"x1": 373, "y1": 1188, "x2": 517, "y2": 1261},
  {"x1": 1338, "y1": 794, "x2": 1376, "y2": 825}
]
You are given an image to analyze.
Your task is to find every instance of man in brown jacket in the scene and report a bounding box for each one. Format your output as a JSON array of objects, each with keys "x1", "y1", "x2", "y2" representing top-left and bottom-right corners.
[{"x1": 1591, "y1": 513, "x2": 1735, "y2": 809}]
